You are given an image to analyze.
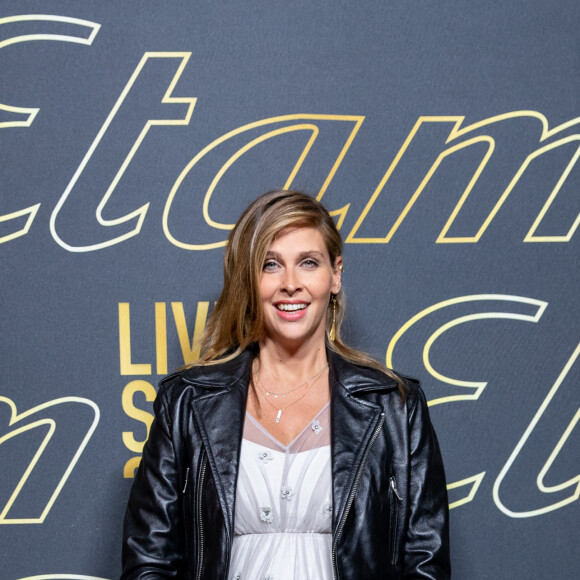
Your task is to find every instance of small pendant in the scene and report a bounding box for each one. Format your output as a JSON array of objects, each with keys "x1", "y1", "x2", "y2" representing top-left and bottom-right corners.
[
  {"x1": 275, "y1": 409, "x2": 282, "y2": 423},
  {"x1": 266, "y1": 391, "x2": 269, "y2": 396},
  {"x1": 274, "y1": 394, "x2": 278, "y2": 399}
]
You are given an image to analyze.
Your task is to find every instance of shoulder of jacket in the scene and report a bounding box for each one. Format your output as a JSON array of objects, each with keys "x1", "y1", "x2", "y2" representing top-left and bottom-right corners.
[
  {"x1": 399, "y1": 373, "x2": 421, "y2": 396},
  {"x1": 328, "y1": 349, "x2": 415, "y2": 394},
  {"x1": 157, "y1": 350, "x2": 253, "y2": 398}
]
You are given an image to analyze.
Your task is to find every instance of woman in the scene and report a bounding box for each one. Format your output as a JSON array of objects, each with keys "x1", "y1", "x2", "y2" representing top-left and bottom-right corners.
[{"x1": 121, "y1": 190, "x2": 450, "y2": 579}]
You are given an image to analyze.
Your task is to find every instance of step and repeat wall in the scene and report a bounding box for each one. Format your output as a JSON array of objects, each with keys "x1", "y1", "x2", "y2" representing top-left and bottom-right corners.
[{"x1": 1, "y1": 2, "x2": 578, "y2": 579}]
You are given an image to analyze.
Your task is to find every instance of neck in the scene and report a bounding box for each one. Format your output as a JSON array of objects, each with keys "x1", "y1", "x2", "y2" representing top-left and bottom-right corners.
[{"x1": 256, "y1": 337, "x2": 328, "y2": 383}]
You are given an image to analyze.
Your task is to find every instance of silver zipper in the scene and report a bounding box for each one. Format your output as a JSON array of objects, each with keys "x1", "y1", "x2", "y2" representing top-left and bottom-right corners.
[
  {"x1": 182, "y1": 467, "x2": 190, "y2": 494},
  {"x1": 196, "y1": 456, "x2": 207, "y2": 580},
  {"x1": 390, "y1": 475, "x2": 402, "y2": 500},
  {"x1": 332, "y1": 412, "x2": 384, "y2": 580},
  {"x1": 389, "y1": 475, "x2": 401, "y2": 565}
]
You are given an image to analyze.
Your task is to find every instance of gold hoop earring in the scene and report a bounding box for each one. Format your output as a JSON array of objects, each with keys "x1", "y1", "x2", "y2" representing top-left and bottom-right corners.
[{"x1": 329, "y1": 295, "x2": 337, "y2": 342}]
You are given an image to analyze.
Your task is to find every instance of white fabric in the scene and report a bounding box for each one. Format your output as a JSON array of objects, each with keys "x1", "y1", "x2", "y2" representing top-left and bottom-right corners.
[{"x1": 229, "y1": 403, "x2": 333, "y2": 580}]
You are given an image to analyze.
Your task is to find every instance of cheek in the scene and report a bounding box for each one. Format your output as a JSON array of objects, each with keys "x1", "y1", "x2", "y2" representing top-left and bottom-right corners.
[
  {"x1": 259, "y1": 277, "x2": 274, "y2": 298},
  {"x1": 311, "y1": 278, "x2": 333, "y2": 298}
]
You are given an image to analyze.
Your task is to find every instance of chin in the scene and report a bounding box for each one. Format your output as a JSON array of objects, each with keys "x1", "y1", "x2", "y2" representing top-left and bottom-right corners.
[{"x1": 267, "y1": 327, "x2": 326, "y2": 348}]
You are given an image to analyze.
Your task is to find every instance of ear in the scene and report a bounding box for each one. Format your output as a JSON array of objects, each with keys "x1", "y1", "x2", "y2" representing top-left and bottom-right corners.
[{"x1": 331, "y1": 256, "x2": 343, "y2": 294}]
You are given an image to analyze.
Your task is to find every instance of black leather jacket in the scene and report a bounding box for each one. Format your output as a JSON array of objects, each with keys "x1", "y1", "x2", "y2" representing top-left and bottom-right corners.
[{"x1": 121, "y1": 349, "x2": 450, "y2": 579}]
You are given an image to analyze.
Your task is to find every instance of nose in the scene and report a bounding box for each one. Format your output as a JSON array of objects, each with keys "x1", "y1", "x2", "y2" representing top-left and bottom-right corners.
[{"x1": 281, "y1": 267, "x2": 301, "y2": 295}]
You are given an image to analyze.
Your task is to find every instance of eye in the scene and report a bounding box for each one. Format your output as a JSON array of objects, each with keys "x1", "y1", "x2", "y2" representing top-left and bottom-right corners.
[
  {"x1": 301, "y1": 258, "x2": 319, "y2": 268},
  {"x1": 263, "y1": 259, "x2": 279, "y2": 271}
]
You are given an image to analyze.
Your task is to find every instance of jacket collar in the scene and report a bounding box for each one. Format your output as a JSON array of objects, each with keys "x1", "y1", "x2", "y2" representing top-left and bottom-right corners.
[
  {"x1": 180, "y1": 349, "x2": 254, "y2": 389},
  {"x1": 180, "y1": 346, "x2": 399, "y2": 393},
  {"x1": 326, "y1": 347, "x2": 399, "y2": 394}
]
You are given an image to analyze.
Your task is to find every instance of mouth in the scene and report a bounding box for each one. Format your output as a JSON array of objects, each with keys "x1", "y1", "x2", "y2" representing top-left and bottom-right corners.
[{"x1": 275, "y1": 302, "x2": 308, "y2": 312}]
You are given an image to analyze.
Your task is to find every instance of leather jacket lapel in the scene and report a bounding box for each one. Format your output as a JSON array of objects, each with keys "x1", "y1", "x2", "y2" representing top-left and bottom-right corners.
[
  {"x1": 186, "y1": 352, "x2": 252, "y2": 542},
  {"x1": 328, "y1": 351, "x2": 387, "y2": 534}
]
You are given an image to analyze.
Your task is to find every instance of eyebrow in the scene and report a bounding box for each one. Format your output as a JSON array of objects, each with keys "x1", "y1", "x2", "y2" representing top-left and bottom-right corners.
[
  {"x1": 297, "y1": 250, "x2": 325, "y2": 260},
  {"x1": 264, "y1": 250, "x2": 326, "y2": 260}
]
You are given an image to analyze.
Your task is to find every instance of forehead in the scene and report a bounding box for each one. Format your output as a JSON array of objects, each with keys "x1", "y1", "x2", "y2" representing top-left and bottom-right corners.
[{"x1": 267, "y1": 226, "x2": 329, "y2": 255}]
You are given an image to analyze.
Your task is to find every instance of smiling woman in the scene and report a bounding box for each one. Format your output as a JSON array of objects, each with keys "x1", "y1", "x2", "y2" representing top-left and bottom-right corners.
[{"x1": 121, "y1": 190, "x2": 451, "y2": 580}]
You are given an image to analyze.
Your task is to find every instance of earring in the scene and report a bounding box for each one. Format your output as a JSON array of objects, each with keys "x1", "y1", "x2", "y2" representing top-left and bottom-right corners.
[{"x1": 329, "y1": 295, "x2": 337, "y2": 342}]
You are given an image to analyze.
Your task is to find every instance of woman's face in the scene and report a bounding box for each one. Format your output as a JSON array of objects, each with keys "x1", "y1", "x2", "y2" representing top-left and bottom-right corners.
[{"x1": 259, "y1": 226, "x2": 342, "y2": 350}]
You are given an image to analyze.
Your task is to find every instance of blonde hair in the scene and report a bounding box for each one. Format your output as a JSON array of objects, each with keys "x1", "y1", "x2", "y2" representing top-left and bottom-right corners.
[{"x1": 197, "y1": 190, "x2": 405, "y2": 395}]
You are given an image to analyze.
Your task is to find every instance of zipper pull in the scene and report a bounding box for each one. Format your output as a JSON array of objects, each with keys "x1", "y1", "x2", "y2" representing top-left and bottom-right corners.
[
  {"x1": 390, "y1": 476, "x2": 402, "y2": 501},
  {"x1": 182, "y1": 467, "x2": 190, "y2": 493}
]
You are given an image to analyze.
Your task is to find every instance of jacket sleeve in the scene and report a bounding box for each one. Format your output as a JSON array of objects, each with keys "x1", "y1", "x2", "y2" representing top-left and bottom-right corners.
[
  {"x1": 403, "y1": 385, "x2": 451, "y2": 579},
  {"x1": 121, "y1": 383, "x2": 184, "y2": 580}
]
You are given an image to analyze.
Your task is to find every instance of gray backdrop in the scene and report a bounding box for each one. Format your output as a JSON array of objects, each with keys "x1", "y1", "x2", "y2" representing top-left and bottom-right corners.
[{"x1": 1, "y1": 2, "x2": 578, "y2": 579}]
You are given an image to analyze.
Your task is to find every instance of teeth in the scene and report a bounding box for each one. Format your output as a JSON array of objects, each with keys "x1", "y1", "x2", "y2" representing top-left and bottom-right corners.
[{"x1": 277, "y1": 303, "x2": 307, "y2": 312}]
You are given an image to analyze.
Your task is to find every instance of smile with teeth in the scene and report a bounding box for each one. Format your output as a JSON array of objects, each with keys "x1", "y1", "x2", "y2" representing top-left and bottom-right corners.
[{"x1": 276, "y1": 303, "x2": 308, "y2": 312}]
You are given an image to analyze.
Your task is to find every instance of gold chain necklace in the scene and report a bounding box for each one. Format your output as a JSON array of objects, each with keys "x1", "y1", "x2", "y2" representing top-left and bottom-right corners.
[
  {"x1": 254, "y1": 362, "x2": 328, "y2": 423},
  {"x1": 255, "y1": 362, "x2": 328, "y2": 398}
]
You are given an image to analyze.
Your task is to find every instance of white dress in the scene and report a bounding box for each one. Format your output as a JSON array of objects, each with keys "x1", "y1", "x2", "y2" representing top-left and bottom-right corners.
[{"x1": 229, "y1": 403, "x2": 333, "y2": 580}]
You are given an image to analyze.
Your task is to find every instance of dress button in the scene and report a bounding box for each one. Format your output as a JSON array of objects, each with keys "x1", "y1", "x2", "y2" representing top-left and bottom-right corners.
[
  {"x1": 260, "y1": 506, "x2": 273, "y2": 522},
  {"x1": 258, "y1": 449, "x2": 273, "y2": 463}
]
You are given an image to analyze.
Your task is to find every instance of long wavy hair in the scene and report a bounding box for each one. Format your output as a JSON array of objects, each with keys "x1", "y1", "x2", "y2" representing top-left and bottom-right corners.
[{"x1": 197, "y1": 190, "x2": 405, "y2": 395}]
